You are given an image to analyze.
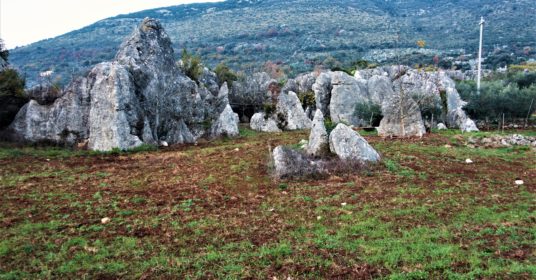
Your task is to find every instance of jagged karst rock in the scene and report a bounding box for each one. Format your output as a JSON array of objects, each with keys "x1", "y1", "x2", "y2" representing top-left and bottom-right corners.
[
  {"x1": 277, "y1": 91, "x2": 311, "y2": 130},
  {"x1": 307, "y1": 109, "x2": 330, "y2": 157},
  {"x1": 211, "y1": 104, "x2": 239, "y2": 137},
  {"x1": 312, "y1": 72, "x2": 332, "y2": 118},
  {"x1": 281, "y1": 79, "x2": 299, "y2": 95},
  {"x1": 377, "y1": 90, "x2": 426, "y2": 138},
  {"x1": 250, "y1": 112, "x2": 281, "y2": 132},
  {"x1": 230, "y1": 72, "x2": 274, "y2": 120},
  {"x1": 367, "y1": 75, "x2": 394, "y2": 105},
  {"x1": 87, "y1": 62, "x2": 145, "y2": 151},
  {"x1": 5, "y1": 18, "x2": 237, "y2": 150},
  {"x1": 295, "y1": 73, "x2": 316, "y2": 93},
  {"x1": 329, "y1": 123, "x2": 381, "y2": 162},
  {"x1": 7, "y1": 77, "x2": 91, "y2": 145},
  {"x1": 329, "y1": 71, "x2": 369, "y2": 125}
]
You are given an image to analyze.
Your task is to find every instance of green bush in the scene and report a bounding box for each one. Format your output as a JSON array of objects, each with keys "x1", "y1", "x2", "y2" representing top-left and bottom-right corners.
[
  {"x1": 354, "y1": 101, "x2": 382, "y2": 126},
  {"x1": 0, "y1": 69, "x2": 25, "y2": 97},
  {"x1": 457, "y1": 77, "x2": 536, "y2": 120},
  {"x1": 214, "y1": 62, "x2": 237, "y2": 87},
  {"x1": 297, "y1": 91, "x2": 315, "y2": 109},
  {"x1": 181, "y1": 48, "x2": 203, "y2": 83}
]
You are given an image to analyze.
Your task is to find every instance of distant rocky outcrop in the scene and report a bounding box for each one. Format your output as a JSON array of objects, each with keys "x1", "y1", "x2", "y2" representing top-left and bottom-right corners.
[
  {"x1": 4, "y1": 18, "x2": 239, "y2": 151},
  {"x1": 285, "y1": 67, "x2": 478, "y2": 137},
  {"x1": 249, "y1": 91, "x2": 311, "y2": 132}
]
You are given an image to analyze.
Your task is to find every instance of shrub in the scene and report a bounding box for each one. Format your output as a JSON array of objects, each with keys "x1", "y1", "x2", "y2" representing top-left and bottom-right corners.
[
  {"x1": 0, "y1": 69, "x2": 25, "y2": 98},
  {"x1": 214, "y1": 62, "x2": 237, "y2": 87},
  {"x1": 354, "y1": 101, "x2": 382, "y2": 126},
  {"x1": 297, "y1": 91, "x2": 315, "y2": 109},
  {"x1": 181, "y1": 48, "x2": 203, "y2": 83}
]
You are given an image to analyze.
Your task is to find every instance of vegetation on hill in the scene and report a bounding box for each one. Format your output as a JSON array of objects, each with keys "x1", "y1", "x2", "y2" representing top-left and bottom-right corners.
[{"x1": 8, "y1": 0, "x2": 536, "y2": 86}]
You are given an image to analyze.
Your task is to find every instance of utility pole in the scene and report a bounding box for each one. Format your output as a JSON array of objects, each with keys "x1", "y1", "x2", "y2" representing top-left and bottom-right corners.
[{"x1": 477, "y1": 16, "x2": 485, "y2": 93}]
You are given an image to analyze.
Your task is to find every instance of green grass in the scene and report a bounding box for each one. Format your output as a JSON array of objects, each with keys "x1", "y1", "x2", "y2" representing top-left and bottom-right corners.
[{"x1": 0, "y1": 129, "x2": 534, "y2": 279}]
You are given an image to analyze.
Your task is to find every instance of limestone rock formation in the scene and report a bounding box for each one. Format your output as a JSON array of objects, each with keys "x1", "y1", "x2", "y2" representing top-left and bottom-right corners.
[
  {"x1": 312, "y1": 72, "x2": 332, "y2": 117},
  {"x1": 7, "y1": 77, "x2": 91, "y2": 145},
  {"x1": 276, "y1": 91, "x2": 312, "y2": 130},
  {"x1": 437, "y1": 123, "x2": 448, "y2": 130},
  {"x1": 307, "y1": 109, "x2": 330, "y2": 157},
  {"x1": 329, "y1": 71, "x2": 369, "y2": 125},
  {"x1": 329, "y1": 123, "x2": 381, "y2": 162},
  {"x1": 377, "y1": 90, "x2": 426, "y2": 138},
  {"x1": 6, "y1": 18, "x2": 238, "y2": 150},
  {"x1": 250, "y1": 112, "x2": 281, "y2": 132}
]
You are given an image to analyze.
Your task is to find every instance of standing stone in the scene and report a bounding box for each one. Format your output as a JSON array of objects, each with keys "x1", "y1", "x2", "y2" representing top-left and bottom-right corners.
[
  {"x1": 88, "y1": 62, "x2": 145, "y2": 151},
  {"x1": 377, "y1": 90, "x2": 426, "y2": 138},
  {"x1": 312, "y1": 72, "x2": 332, "y2": 117},
  {"x1": 367, "y1": 75, "x2": 394, "y2": 105},
  {"x1": 277, "y1": 91, "x2": 311, "y2": 130},
  {"x1": 329, "y1": 71, "x2": 369, "y2": 126},
  {"x1": 210, "y1": 104, "x2": 239, "y2": 137},
  {"x1": 329, "y1": 123, "x2": 380, "y2": 162},
  {"x1": 307, "y1": 109, "x2": 330, "y2": 157}
]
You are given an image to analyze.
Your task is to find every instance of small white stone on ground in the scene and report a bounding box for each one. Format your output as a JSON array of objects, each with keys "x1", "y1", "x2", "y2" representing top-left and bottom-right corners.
[
  {"x1": 101, "y1": 217, "x2": 111, "y2": 224},
  {"x1": 515, "y1": 180, "x2": 524, "y2": 185},
  {"x1": 465, "y1": 159, "x2": 473, "y2": 164}
]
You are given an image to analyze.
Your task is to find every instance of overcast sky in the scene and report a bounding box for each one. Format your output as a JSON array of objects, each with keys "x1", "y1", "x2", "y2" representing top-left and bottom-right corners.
[{"x1": 0, "y1": 0, "x2": 224, "y2": 49}]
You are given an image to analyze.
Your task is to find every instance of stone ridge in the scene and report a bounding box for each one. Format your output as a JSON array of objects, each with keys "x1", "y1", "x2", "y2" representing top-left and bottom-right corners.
[{"x1": 5, "y1": 18, "x2": 239, "y2": 151}]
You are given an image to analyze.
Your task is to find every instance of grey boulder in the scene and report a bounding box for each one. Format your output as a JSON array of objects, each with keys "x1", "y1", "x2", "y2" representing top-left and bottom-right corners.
[
  {"x1": 329, "y1": 123, "x2": 380, "y2": 162},
  {"x1": 307, "y1": 109, "x2": 330, "y2": 157},
  {"x1": 277, "y1": 91, "x2": 311, "y2": 130},
  {"x1": 250, "y1": 112, "x2": 281, "y2": 132}
]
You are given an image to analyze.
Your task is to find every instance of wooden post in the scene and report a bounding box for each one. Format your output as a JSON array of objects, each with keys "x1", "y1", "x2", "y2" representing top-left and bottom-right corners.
[
  {"x1": 502, "y1": 113, "x2": 505, "y2": 134},
  {"x1": 524, "y1": 98, "x2": 534, "y2": 129}
]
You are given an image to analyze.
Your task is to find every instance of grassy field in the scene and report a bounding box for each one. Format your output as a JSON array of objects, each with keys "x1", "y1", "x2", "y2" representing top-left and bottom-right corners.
[{"x1": 0, "y1": 128, "x2": 534, "y2": 279}]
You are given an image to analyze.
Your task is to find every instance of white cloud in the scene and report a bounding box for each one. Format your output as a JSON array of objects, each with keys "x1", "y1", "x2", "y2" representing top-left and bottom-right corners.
[{"x1": 0, "y1": 0, "x2": 223, "y2": 49}]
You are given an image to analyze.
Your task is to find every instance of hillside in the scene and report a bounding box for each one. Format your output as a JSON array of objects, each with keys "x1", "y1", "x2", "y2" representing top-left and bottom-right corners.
[{"x1": 9, "y1": 0, "x2": 536, "y2": 86}]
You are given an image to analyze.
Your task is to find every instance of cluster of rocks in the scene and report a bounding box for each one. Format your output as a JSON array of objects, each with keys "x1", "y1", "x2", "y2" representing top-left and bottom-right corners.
[
  {"x1": 250, "y1": 91, "x2": 312, "y2": 132},
  {"x1": 272, "y1": 109, "x2": 380, "y2": 179},
  {"x1": 2, "y1": 18, "x2": 239, "y2": 151},
  {"x1": 241, "y1": 65, "x2": 478, "y2": 137},
  {"x1": 467, "y1": 134, "x2": 536, "y2": 149}
]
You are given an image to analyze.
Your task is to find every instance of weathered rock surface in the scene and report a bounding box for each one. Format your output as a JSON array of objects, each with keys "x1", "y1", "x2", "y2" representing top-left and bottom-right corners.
[
  {"x1": 377, "y1": 88, "x2": 427, "y2": 138},
  {"x1": 329, "y1": 123, "x2": 381, "y2": 162},
  {"x1": 329, "y1": 71, "x2": 369, "y2": 125},
  {"x1": 6, "y1": 18, "x2": 238, "y2": 150},
  {"x1": 250, "y1": 112, "x2": 281, "y2": 132},
  {"x1": 277, "y1": 91, "x2": 311, "y2": 130},
  {"x1": 312, "y1": 72, "x2": 332, "y2": 117},
  {"x1": 437, "y1": 123, "x2": 448, "y2": 130},
  {"x1": 7, "y1": 77, "x2": 91, "y2": 145},
  {"x1": 307, "y1": 109, "x2": 329, "y2": 157}
]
